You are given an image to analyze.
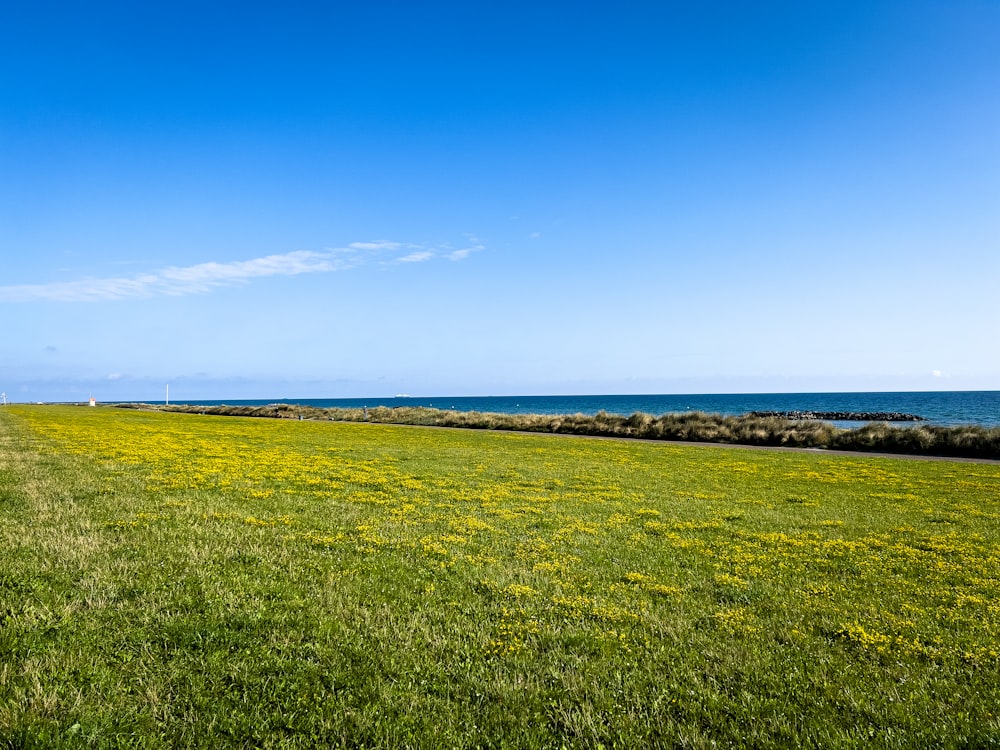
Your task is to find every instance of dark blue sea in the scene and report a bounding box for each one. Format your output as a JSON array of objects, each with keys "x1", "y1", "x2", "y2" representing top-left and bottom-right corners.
[{"x1": 168, "y1": 391, "x2": 1000, "y2": 428}]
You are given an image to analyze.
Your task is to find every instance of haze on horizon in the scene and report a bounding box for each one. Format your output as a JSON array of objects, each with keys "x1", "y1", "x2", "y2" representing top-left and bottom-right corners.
[{"x1": 2, "y1": 1, "x2": 998, "y2": 403}]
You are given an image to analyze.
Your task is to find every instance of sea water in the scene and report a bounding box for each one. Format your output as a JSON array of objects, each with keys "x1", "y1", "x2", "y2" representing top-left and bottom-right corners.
[{"x1": 170, "y1": 391, "x2": 1000, "y2": 428}]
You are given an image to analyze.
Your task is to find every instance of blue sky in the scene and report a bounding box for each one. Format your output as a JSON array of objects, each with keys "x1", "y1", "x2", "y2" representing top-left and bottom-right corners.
[{"x1": 2, "y1": 1, "x2": 998, "y2": 402}]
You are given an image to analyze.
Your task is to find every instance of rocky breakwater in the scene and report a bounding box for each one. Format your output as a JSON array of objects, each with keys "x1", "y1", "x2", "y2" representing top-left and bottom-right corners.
[{"x1": 749, "y1": 411, "x2": 928, "y2": 422}]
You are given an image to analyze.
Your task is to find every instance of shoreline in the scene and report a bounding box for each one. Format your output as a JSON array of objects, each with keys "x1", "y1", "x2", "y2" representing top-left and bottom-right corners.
[{"x1": 29, "y1": 389, "x2": 999, "y2": 428}]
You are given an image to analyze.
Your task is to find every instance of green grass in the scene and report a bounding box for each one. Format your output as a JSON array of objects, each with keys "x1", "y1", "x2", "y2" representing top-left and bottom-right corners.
[
  {"x1": 123, "y1": 402, "x2": 1000, "y2": 459},
  {"x1": 2, "y1": 405, "x2": 1000, "y2": 748}
]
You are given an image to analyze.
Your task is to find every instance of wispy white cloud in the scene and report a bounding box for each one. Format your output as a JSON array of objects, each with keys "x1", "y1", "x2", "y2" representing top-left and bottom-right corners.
[
  {"x1": 0, "y1": 250, "x2": 348, "y2": 302},
  {"x1": 447, "y1": 241, "x2": 485, "y2": 261},
  {"x1": 349, "y1": 241, "x2": 403, "y2": 251},
  {"x1": 397, "y1": 251, "x2": 434, "y2": 263},
  {"x1": 0, "y1": 239, "x2": 483, "y2": 303}
]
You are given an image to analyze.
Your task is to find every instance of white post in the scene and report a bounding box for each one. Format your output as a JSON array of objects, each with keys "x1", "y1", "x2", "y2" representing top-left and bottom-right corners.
[{"x1": 166, "y1": 384, "x2": 169, "y2": 406}]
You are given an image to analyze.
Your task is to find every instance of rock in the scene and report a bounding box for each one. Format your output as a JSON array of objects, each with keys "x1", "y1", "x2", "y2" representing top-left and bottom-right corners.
[{"x1": 749, "y1": 411, "x2": 927, "y2": 422}]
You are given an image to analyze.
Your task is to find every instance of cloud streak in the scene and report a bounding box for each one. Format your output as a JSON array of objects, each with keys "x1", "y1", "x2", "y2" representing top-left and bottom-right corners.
[
  {"x1": 1, "y1": 241, "x2": 480, "y2": 303},
  {"x1": 397, "y1": 251, "x2": 434, "y2": 263}
]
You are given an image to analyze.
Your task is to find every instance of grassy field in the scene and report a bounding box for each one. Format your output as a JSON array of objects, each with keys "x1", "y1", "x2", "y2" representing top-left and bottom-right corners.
[
  {"x1": 2, "y1": 405, "x2": 999, "y2": 748},
  {"x1": 125, "y1": 403, "x2": 1000, "y2": 459}
]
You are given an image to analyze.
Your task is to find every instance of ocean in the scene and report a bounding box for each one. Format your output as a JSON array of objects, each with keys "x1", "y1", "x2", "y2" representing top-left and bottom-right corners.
[{"x1": 166, "y1": 391, "x2": 1000, "y2": 428}]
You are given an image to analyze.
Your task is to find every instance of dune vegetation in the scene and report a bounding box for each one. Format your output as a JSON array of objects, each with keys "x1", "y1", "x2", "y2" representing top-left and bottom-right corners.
[
  {"x1": 121, "y1": 402, "x2": 1000, "y2": 460},
  {"x1": 2, "y1": 404, "x2": 999, "y2": 747}
]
